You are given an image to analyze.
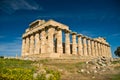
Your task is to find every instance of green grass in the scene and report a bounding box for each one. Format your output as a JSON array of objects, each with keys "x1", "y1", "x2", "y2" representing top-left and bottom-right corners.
[
  {"x1": 111, "y1": 59, "x2": 120, "y2": 64},
  {"x1": 0, "y1": 58, "x2": 60, "y2": 80},
  {"x1": 112, "y1": 72, "x2": 120, "y2": 80},
  {"x1": 0, "y1": 58, "x2": 34, "y2": 80}
]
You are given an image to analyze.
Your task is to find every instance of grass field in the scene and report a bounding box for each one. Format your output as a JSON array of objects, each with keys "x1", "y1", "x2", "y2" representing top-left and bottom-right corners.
[
  {"x1": 0, "y1": 58, "x2": 60, "y2": 80},
  {"x1": 0, "y1": 58, "x2": 120, "y2": 80}
]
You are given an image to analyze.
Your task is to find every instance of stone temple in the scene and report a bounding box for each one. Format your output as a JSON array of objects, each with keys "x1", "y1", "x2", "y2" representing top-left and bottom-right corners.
[{"x1": 21, "y1": 19, "x2": 112, "y2": 59}]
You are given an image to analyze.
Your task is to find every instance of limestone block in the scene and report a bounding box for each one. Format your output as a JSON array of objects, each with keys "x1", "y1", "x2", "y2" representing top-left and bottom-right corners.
[
  {"x1": 82, "y1": 36, "x2": 87, "y2": 56},
  {"x1": 77, "y1": 34, "x2": 83, "y2": 55},
  {"x1": 56, "y1": 28, "x2": 63, "y2": 54},
  {"x1": 72, "y1": 32, "x2": 77, "y2": 55},
  {"x1": 65, "y1": 30, "x2": 71, "y2": 54},
  {"x1": 41, "y1": 29, "x2": 46, "y2": 53}
]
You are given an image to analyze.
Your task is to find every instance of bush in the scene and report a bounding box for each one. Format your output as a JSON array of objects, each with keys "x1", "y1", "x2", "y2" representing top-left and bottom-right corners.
[
  {"x1": 45, "y1": 68, "x2": 61, "y2": 80},
  {"x1": 0, "y1": 58, "x2": 61, "y2": 80},
  {"x1": 0, "y1": 68, "x2": 34, "y2": 80},
  {"x1": 112, "y1": 72, "x2": 120, "y2": 80},
  {"x1": 0, "y1": 56, "x2": 4, "y2": 58},
  {"x1": 0, "y1": 58, "x2": 34, "y2": 80}
]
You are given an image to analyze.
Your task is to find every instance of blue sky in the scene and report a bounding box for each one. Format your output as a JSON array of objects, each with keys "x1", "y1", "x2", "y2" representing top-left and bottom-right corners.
[{"x1": 0, "y1": 0, "x2": 120, "y2": 57}]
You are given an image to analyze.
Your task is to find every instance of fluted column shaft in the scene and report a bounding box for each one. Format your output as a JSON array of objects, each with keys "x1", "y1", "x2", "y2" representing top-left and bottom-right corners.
[
  {"x1": 105, "y1": 45, "x2": 107, "y2": 57},
  {"x1": 26, "y1": 37, "x2": 30, "y2": 55},
  {"x1": 72, "y1": 32, "x2": 77, "y2": 55},
  {"x1": 22, "y1": 38, "x2": 26, "y2": 56},
  {"x1": 91, "y1": 40, "x2": 95, "y2": 56},
  {"x1": 65, "y1": 30, "x2": 70, "y2": 54},
  {"x1": 87, "y1": 38, "x2": 91, "y2": 56},
  {"x1": 30, "y1": 35, "x2": 34, "y2": 55},
  {"x1": 102, "y1": 44, "x2": 106, "y2": 57},
  {"x1": 57, "y1": 28, "x2": 63, "y2": 54},
  {"x1": 108, "y1": 46, "x2": 112, "y2": 58},
  {"x1": 83, "y1": 37, "x2": 87, "y2": 56},
  {"x1": 41, "y1": 29, "x2": 46, "y2": 53},
  {"x1": 104, "y1": 45, "x2": 107, "y2": 57},
  {"x1": 77, "y1": 34, "x2": 83, "y2": 55},
  {"x1": 47, "y1": 27, "x2": 55, "y2": 53},
  {"x1": 100, "y1": 43, "x2": 103, "y2": 56},
  {"x1": 95, "y1": 41, "x2": 98, "y2": 56},
  {"x1": 34, "y1": 32, "x2": 40, "y2": 54},
  {"x1": 97, "y1": 42, "x2": 101, "y2": 56}
]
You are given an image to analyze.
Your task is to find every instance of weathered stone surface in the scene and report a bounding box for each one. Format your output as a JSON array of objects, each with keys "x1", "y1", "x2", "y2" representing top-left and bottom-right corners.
[
  {"x1": 82, "y1": 36, "x2": 87, "y2": 56},
  {"x1": 65, "y1": 30, "x2": 71, "y2": 54},
  {"x1": 77, "y1": 34, "x2": 83, "y2": 55},
  {"x1": 79, "y1": 57, "x2": 113, "y2": 75},
  {"x1": 72, "y1": 32, "x2": 77, "y2": 55},
  {"x1": 21, "y1": 19, "x2": 112, "y2": 59}
]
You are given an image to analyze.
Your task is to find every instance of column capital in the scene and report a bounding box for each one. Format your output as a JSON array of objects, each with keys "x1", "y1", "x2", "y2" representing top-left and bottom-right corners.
[
  {"x1": 35, "y1": 30, "x2": 41, "y2": 34},
  {"x1": 91, "y1": 39, "x2": 95, "y2": 41},
  {"x1": 71, "y1": 32, "x2": 77, "y2": 35},
  {"x1": 77, "y1": 34, "x2": 83, "y2": 37},
  {"x1": 30, "y1": 35, "x2": 34, "y2": 39},
  {"x1": 86, "y1": 37, "x2": 91, "y2": 40},
  {"x1": 82, "y1": 36, "x2": 87, "y2": 39},
  {"x1": 64, "y1": 29, "x2": 71, "y2": 33},
  {"x1": 94, "y1": 39, "x2": 99, "y2": 43},
  {"x1": 41, "y1": 28, "x2": 46, "y2": 31},
  {"x1": 56, "y1": 27, "x2": 62, "y2": 31}
]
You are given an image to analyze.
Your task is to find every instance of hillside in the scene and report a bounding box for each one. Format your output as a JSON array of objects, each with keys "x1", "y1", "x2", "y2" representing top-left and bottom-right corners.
[{"x1": 0, "y1": 57, "x2": 120, "y2": 80}]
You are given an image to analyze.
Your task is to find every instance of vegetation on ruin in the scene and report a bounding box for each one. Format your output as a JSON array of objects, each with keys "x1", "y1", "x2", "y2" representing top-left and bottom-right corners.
[{"x1": 114, "y1": 46, "x2": 120, "y2": 57}]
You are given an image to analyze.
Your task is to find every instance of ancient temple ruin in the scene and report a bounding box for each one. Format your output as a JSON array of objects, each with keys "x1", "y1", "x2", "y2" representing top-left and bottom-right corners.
[{"x1": 21, "y1": 19, "x2": 112, "y2": 59}]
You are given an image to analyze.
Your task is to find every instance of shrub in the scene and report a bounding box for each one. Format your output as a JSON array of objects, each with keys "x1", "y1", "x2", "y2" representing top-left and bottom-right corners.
[
  {"x1": 0, "y1": 56, "x2": 4, "y2": 58},
  {"x1": 45, "y1": 68, "x2": 61, "y2": 80},
  {"x1": 0, "y1": 68, "x2": 34, "y2": 80},
  {"x1": 0, "y1": 58, "x2": 61, "y2": 80}
]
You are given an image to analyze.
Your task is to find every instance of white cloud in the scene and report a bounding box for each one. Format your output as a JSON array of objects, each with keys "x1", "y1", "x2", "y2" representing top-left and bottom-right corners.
[
  {"x1": 111, "y1": 33, "x2": 120, "y2": 37},
  {"x1": 0, "y1": 37, "x2": 22, "y2": 57},
  {"x1": 80, "y1": 30, "x2": 97, "y2": 38},
  {"x1": 16, "y1": 37, "x2": 22, "y2": 40},
  {"x1": 107, "y1": 33, "x2": 120, "y2": 38},
  {"x1": 0, "y1": 36, "x2": 5, "y2": 38},
  {"x1": 0, "y1": 0, "x2": 43, "y2": 14}
]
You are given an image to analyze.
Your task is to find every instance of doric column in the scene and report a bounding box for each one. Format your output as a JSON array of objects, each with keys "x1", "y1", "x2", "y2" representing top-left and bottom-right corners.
[
  {"x1": 107, "y1": 46, "x2": 109, "y2": 57},
  {"x1": 101, "y1": 44, "x2": 104, "y2": 56},
  {"x1": 40, "y1": 29, "x2": 46, "y2": 53},
  {"x1": 22, "y1": 38, "x2": 26, "y2": 57},
  {"x1": 77, "y1": 34, "x2": 83, "y2": 55},
  {"x1": 105, "y1": 45, "x2": 108, "y2": 57},
  {"x1": 30, "y1": 35, "x2": 34, "y2": 55},
  {"x1": 47, "y1": 27, "x2": 55, "y2": 53},
  {"x1": 56, "y1": 28, "x2": 63, "y2": 54},
  {"x1": 104, "y1": 45, "x2": 107, "y2": 57},
  {"x1": 65, "y1": 30, "x2": 71, "y2": 54},
  {"x1": 34, "y1": 32, "x2": 40, "y2": 54},
  {"x1": 100, "y1": 43, "x2": 103, "y2": 56},
  {"x1": 104, "y1": 44, "x2": 107, "y2": 57},
  {"x1": 91, "y1": 39, "x2": 95, "y2": 56},
  {"x1": 103, "y1": 44, "x2": 106, "y2": 57},
  {"x1": 94, "y1": 40, "x2": 98, "y2": 56},
  {"x1": 97, "y1": 42, "x2": 101, "y2": 56},
  {"x1": 72, "y1": 32, "x2": 77, "y2": 55},
  {"x1": 82, "y1": 36, "x2": 88, "y2": 56},
  {"x1": 108, "y1": 46, "x2": 112, "y2": 58},
  {"x1": 25, "y1": 37, "x2": 30, "y2": 55},
  {"x1": 87, "y1": 37, "x2": 91, "y2": 56}
]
